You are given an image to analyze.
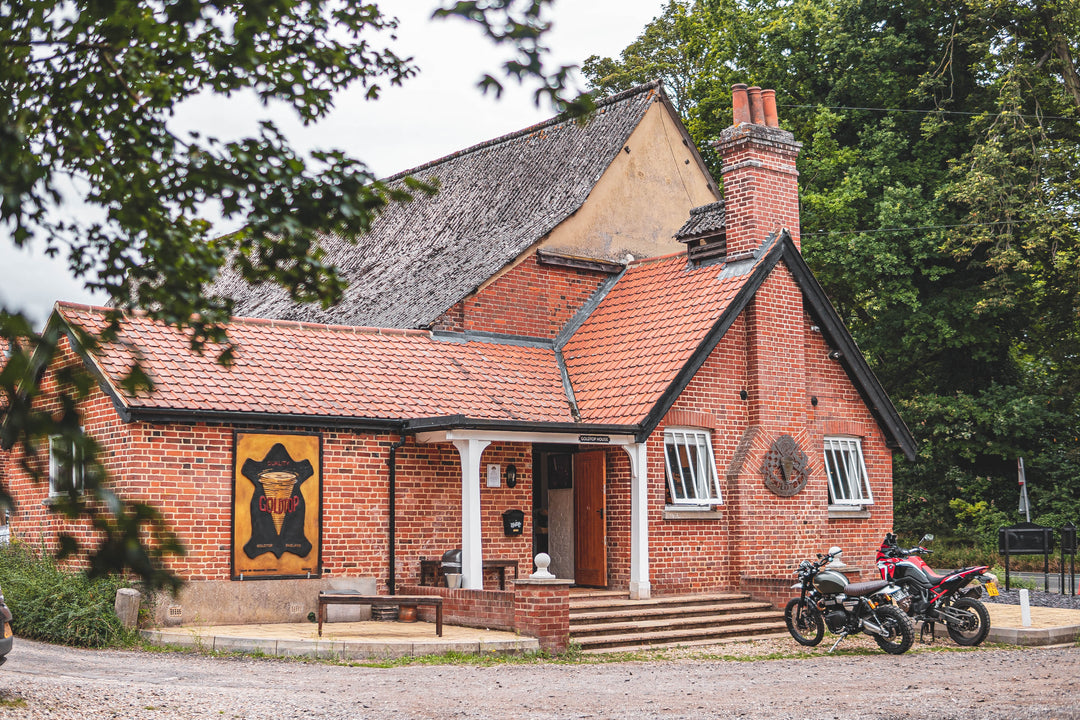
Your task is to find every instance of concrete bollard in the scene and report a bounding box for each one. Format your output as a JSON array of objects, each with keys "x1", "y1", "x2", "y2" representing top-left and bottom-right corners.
[{"x1": 114, "y1": 588, "x2": 142, "y2": 629}]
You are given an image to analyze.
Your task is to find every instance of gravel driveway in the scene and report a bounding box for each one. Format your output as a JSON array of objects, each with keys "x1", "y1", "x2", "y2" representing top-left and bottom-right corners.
[{"x1": 1, "y1": 638, "x2": 1078, "y2": 719}]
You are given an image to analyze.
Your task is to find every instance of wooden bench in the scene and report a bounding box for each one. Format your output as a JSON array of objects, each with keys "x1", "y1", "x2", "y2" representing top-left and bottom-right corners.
[
  {"x1": 317, "y1": 591, "x2": 443, "y2": 637},
  {"x1": 419, "y1": 558, "x2": 519, "y2": 590}
]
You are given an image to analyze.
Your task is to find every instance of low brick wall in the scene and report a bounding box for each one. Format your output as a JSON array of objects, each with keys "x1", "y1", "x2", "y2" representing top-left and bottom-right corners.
[
  {"x1": 398, "y1": 578, "x2": 572, "y2": 652},
  {"x1": 398, "y1": 584, "x2": 515, "y2": 631},
  {"x1": 513, "y1": 578, "x2": 572, "y2": 653}
]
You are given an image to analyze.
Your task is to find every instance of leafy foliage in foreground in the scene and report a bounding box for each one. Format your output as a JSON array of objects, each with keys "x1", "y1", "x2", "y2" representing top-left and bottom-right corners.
[
  {"x1": 0, "y1": 541, "x2": 140, "y2": 647},
  {"x1": 0, "y1": 0, "x2": 589, "y2": 589}
]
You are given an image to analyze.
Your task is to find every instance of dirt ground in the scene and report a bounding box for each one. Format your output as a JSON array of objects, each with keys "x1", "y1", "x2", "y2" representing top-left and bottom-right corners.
[{"x1": 1, "y1": 637, "x2": 1078, "y2": 719}]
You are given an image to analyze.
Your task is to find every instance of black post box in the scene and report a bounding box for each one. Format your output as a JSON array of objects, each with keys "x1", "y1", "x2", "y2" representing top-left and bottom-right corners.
[{"x1": 502, "y1": 509, "x2": 524, "y2": 536}]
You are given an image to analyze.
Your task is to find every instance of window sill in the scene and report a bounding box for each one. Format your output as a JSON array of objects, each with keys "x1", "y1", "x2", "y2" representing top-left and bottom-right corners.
[
  {"x1": 42, "y1": 493, "x2": 84, "y2": 507},
  {"x1": 828, "y1": 504, "x2": 871, "y2": 519},
  {"x1": 664, "y1": 506, "x2": 723, "y2": 521}
]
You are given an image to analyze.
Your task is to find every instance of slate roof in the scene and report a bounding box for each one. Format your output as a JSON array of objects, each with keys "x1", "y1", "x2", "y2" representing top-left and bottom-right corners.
[
  {"x1": 209, "y1": 82, "x2": 667, "y2": 330},
  {"x1": 55, "y1": 304, "x2": 575, "y2": 426}
]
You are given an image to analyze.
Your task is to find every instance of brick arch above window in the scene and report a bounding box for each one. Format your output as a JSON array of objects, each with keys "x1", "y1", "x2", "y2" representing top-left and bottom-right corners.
[
  {"x1": 822, "y1": 419, "x2": 864, "y2": 438},
  {"x1": 664, "y1": 410, "x2": 718, "y2": 430}
]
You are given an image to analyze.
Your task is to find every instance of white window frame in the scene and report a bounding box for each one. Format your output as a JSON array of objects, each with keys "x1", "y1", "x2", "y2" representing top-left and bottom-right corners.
[
  {"x1": 823, "y1": 436, "x2": 873, "y2": 506},
  {"x1": 49, "y1": 435, "x2": 85, "y2": 497},
  {"x1": 663, "y1": 428, "x2": 722, "y2": 507}
]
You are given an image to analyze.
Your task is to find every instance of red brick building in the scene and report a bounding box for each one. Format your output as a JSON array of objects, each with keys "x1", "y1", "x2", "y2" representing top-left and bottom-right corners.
[{"x1": 2, "y1": 83, "x2": 914, "y2": 639}]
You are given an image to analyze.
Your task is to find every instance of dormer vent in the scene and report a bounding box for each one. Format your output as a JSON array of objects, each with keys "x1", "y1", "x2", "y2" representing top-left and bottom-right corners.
[{"x1": 675, "y1": 201, "x2": 727, "y2": 263}]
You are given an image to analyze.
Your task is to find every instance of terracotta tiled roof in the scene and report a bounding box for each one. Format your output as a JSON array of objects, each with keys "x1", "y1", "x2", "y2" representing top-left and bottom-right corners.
[
  {"x1": 56, "y1": 304, "x2": 574, "y2": 424},
  {"x1": 563, "y1": 250, "x2": 770, "y2": 426},
  {"x1": 209, "y1": 82, "x2": 665, "y2": 330}
]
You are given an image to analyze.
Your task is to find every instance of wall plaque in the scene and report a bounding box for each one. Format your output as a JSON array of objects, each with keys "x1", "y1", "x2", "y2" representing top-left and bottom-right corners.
[
  {"x1": 232, "y1": 432, "x2": 322, "y2": 579},
  {"x1": 761, "y1": 434, "x2": 810, "y2": 497}
]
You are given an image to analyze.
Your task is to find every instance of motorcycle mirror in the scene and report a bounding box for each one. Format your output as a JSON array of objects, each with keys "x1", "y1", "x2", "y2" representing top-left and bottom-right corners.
[{"x1": 920, "y1": 534, "x2": 934, "y2": 544}]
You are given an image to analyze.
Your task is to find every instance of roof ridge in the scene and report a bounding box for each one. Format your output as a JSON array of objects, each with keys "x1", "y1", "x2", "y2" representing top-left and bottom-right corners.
[
  {"x1": 382, "y1": 80, "x2": 663, "y2": 183},
  {"x1": 55, "y1": 301, "x2": 431, "y2": 338}
]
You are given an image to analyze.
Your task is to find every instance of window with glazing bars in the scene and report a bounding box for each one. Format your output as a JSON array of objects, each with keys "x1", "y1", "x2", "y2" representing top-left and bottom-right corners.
[
  {"x1": 823, "y1": 436, "x2": 873, "y2": 505},
  {"x1": 49, "y1": 435, "x2": 85, "y2": 497},
  {"x1": 663, "y1": 428, "x2": 722, "y2": 505}
]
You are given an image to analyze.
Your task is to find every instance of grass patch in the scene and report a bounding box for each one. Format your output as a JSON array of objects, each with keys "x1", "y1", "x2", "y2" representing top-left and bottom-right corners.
[{"x1": 0, "y1": 540, "x2": 143, "y2": 648}]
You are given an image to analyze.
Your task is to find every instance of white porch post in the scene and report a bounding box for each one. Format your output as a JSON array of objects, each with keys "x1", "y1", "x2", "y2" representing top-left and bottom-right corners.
[
  {"x1": 452, "y1": 438, "x2": 490, "y2": 590},
  {"x1": 623, "y1": 442, "x2": 651, "y2": 599}
]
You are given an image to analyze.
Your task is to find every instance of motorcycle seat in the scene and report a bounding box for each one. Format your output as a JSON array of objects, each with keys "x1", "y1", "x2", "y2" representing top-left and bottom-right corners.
[{"x1": 844, "y1": 579, "x2": 889, "y2": 597}]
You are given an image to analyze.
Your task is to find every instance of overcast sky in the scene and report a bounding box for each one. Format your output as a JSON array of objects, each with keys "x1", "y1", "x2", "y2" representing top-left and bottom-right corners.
[{"x1": 0, "y1": 0, "x2": 665, "y2": 328}]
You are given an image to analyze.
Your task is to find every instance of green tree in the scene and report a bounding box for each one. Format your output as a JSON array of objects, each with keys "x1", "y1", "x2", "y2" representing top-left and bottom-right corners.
[
  {"x1": 0, "y1": 0, "x2": 588, "y2": 589},
  {"x1": 586, "y1": 0, "x2": 1080, "y2": 536}
]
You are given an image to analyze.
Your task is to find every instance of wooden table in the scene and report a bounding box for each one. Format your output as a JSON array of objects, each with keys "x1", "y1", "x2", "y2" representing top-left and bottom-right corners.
[
  {"x1": 317, "y1": 591, "x2": 443, "y2": 637},
  {"x1": 419, "y1": 558, "x2": 519, "y2": 590}
]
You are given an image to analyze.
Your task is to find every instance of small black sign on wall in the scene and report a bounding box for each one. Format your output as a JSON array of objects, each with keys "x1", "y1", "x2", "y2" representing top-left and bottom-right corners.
[{"x1": 502, "y1": 509, "x2": 525, "y2": 536}]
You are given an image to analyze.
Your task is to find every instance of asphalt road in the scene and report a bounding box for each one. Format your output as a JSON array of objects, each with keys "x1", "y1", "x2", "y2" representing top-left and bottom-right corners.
[{"x1": 1, "y1": 638, "x2": 1078, "y2": 719}]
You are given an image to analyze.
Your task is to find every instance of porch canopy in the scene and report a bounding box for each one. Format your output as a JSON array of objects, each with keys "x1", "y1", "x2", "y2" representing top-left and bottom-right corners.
[{"x1": 412, "y1": 419, "x2": 651, "y2": 599}]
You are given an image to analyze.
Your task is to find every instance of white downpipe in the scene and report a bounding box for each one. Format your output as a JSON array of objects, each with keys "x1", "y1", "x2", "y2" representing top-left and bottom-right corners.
[
  {"x1": 623, "y1": 442, "x2": 650, "y2": 599},
  {"x1": 452, "y1": 438, "x2": 490, "y2": 590}
]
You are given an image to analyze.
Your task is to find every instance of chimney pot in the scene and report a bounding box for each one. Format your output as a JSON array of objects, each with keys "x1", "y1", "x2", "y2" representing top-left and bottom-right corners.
[
  {"x1": 748, "y1": 86, "x2": 764, "y2": 125},
  {"x1": 762, "y1": 89, "x2": 778, "y2": 127},
  {"x1": 731, "y1": 83, "x2": 750, "y2": 125}
]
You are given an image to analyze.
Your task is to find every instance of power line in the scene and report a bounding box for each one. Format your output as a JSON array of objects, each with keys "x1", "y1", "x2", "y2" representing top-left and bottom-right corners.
[
  {"x1": 803, "y1": 220, "x2": 1031, "y2": 237},
  {"x1": 779, "y1": 103, "x2": 1078, "y2": 122}
]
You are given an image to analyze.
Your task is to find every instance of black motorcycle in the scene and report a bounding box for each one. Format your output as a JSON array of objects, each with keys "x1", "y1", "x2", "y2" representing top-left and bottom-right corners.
[
  {"x1": 786, "y1": 546, "x2": 915, "y2": 654},
  {"x1": 876, "y1": 533, "x2": 995, "y2": 646}
]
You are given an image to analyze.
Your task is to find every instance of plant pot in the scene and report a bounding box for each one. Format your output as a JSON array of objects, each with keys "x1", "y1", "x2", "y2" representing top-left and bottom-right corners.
[{"x1": 398, "y1": 604, "x2": 417, "y2": 623}]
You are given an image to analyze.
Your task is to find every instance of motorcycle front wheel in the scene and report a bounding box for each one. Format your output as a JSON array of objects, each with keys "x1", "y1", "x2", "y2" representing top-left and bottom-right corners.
[
  {"x1": 872, "y1": 604, "x2": 915, "y2": 655},
  {"x1": 784, "y1": 598, "x2": 824, "y2": 646},
  {"x1": 945, "y1": 597, "x2": 990, "y2": 646}
]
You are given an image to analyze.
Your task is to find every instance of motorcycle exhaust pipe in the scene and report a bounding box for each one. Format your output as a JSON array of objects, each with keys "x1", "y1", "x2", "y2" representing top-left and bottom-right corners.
[{"x1": 861, "y1": 617, "x2": 886, "y2": 636}]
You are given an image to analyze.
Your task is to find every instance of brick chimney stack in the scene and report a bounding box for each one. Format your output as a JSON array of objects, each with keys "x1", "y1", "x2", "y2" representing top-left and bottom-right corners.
[{"x1": 714, "y1": 84, "x2": 802, "y2": 255}]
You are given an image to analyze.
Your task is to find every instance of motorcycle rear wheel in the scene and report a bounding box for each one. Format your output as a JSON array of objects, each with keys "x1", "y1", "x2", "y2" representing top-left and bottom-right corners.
[
  {"x1": 945, "y1": 597, "x2": 990, "y2": 646},
  {"x1": 872, "y1": 604, "x2": 915, "y2": 655},
  {"x1": 784, "y1": 598, "x2": 824, "y2": 646}
]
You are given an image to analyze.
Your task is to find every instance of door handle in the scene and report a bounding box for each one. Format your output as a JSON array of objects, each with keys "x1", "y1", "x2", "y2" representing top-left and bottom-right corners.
[{"x1": 597, "y1": 508, "x2": 604, "y2": 518}]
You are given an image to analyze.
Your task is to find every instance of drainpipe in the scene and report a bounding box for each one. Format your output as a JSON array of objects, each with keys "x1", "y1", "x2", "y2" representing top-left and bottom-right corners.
[{"x1": 388, "y1": 433, "x2": 407, "y2": 595}]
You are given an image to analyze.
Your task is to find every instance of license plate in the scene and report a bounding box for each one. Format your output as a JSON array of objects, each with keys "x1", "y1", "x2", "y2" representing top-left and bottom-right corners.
[{"x1": 985, "y1": 581, "x2": 999, "y2": 597}]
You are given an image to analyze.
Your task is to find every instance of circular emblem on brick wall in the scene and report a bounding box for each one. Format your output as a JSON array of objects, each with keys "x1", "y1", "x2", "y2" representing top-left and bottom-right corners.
[{"x1": 761, "y1": 434, "x2": 809, "y2": 497}]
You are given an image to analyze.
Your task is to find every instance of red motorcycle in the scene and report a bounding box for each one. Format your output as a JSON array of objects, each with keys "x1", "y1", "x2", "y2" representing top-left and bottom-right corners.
[{"x1": 876, "y1": 533, "x2": 998, "y2": 646}]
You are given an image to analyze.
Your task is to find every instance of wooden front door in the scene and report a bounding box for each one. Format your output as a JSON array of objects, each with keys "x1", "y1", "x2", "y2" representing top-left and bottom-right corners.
[{"x1": 573, "y1": 450, "x2": 607, "y2": 587}]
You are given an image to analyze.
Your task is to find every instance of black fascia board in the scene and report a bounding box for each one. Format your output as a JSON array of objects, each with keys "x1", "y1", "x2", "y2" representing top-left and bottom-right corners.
[
  {"x1": 125, "y1": 405, "x2": 405, "y2": 433},
  {"x1": 635, "y1": 236, "x2": 785, "y2": 443},
  {"x1": 404, "y1": 414, "x2": 639, "y2": 437},
  {"x1": 0, "y1": 310, "x2": 138, "y2": 441},
  {"x1": 779, "y1": 240, "x2": 918, "y2": 461}
]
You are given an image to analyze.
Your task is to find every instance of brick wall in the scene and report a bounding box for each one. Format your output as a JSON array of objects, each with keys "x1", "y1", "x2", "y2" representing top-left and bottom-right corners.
[
  {"x1": 398, "y1": 584, "x2": 515, "y2": 631},
  {"x1": 513, "y1": 579, "x2": 571, "y2": 652},
  {"x1": 431, "y1": 253, "x2": 611, "y2": 338},
  {"x1": 4, "y1": 345, "x2": 536, "y2": 593}
]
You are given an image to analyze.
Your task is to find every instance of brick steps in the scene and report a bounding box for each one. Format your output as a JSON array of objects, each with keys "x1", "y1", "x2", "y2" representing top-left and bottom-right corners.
[{"x1": 569, "y1": 591, "x2": 786, "y2": 653}]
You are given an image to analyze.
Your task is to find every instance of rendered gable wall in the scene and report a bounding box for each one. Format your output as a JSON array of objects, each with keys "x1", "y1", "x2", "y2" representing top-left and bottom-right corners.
[
  {"x1": 539, "y1": 101, "x2": 718, "y2": 263},
  {"x1": 434, "y1": 100, "x2": 717, "y2": 338}
]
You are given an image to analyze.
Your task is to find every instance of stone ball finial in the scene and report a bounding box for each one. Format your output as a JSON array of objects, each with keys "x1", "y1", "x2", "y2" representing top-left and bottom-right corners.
[{"x1": 531, "y1": 553, "x2": 555, "y2": 579}]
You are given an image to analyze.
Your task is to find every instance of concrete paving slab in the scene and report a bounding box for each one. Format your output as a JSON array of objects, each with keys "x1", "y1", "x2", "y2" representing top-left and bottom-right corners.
[
  {"x1": 985, "y1": 603, "x2": 1080, "y2": 646},
  {"x1": 142, "y1": 619, "x2": 539, "y2": 659}
]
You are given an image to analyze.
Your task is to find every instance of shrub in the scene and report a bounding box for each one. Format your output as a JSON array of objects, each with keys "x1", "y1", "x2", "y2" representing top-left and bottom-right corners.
[{"x1": 0, "y1": 541, "x2": 141, "y2": 647}]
